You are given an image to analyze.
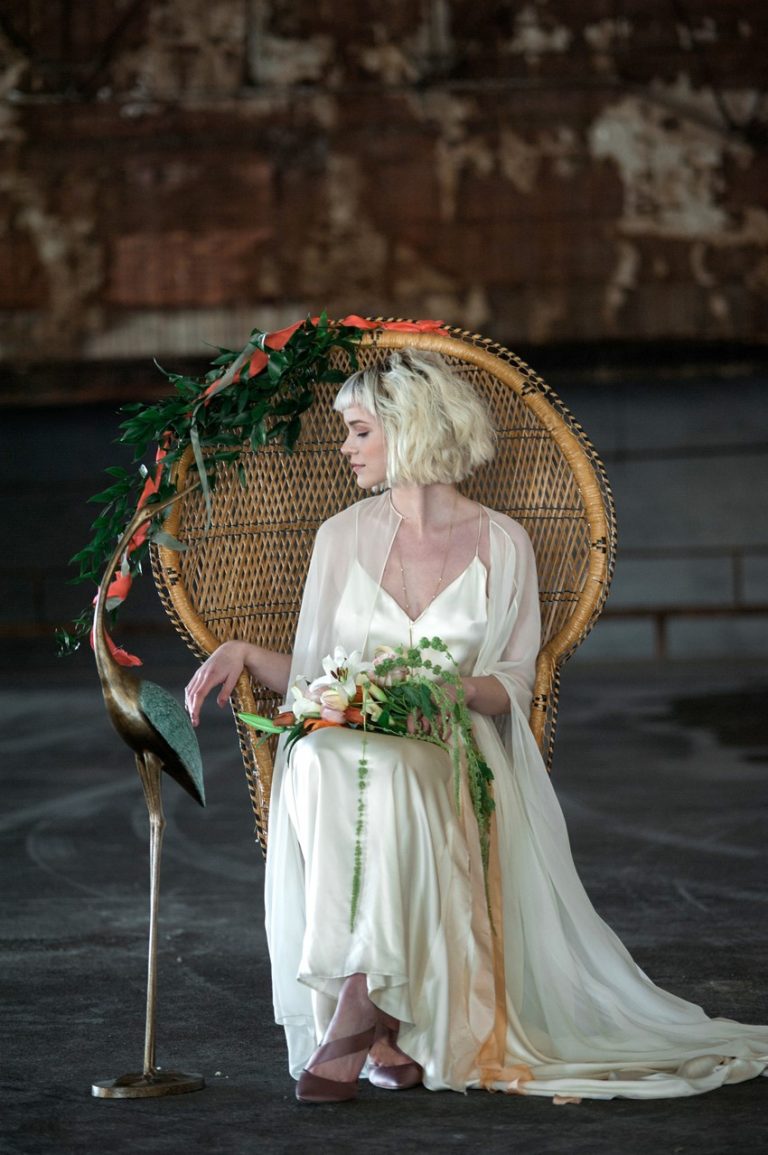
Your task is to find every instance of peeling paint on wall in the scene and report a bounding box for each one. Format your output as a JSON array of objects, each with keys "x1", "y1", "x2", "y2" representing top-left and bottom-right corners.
[
  {"x1": 0, "y1": 28, "x2": 28, "y2": 144},
  {"x1": 505, "y1": 3, "x2": 572, "y2": 63},
  {"x1": 251, "y1": 31, "x2": 334, "y2": 87},
  {"x1": 299, "y1": 152, "x2": 459, "y2": 317},
  {"x1": 498, "y1": 130, "x2": 542, "y2": 195},
  {"x1": 0, "y1": 171, "x2": 103, "y2": 354},
  {"x1": 590, "y1": 81, "x2": 736, "y2": 238},
  {"x1": 410, "y1": 88, "x2": 580, "y2": 221},
  {"x1": 408, "y1": 92, "x2": 494, "y2": 221},
  {"x1": 589, "y1": 75, "x2": 767, "y2": 329},
  {"x1": 583, "y1": 17, "x2": 632, "y2": 73},
  {"x1": 589, "y1": 76, "x2": 762, "y2": 239},
  {"x1": 527, "y1": 289, "x2": 567, "y2": 343},
  {"x1": 676, "y1": 17, "x2": 718, "y2": 51},
  {"x1": 603, "y1": 240, "x2": 641, "y2": 324},
  {"x1": 115, "y1": 0, "x2": 247, "y2": 98},
  {"x1": 358, "y1": 29, "x2": 421, "y2": 85}
]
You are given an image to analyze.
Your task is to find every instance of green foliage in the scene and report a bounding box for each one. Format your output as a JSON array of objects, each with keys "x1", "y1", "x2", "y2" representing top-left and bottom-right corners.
[
  {"x1": 351, "y1": 734, "x2": 369, "y2": 931},
  {"x1": 58, "y1": 314, "x2": 365, "y2": 655}
]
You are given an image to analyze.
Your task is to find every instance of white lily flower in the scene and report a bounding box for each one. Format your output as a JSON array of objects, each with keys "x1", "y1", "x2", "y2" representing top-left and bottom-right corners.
[
  {"x1": 285, "y1": 677, "x2": 322, "y2": 721},
  {"x1": 309, "y1": 647, "x2": 371, "y2": 698}
]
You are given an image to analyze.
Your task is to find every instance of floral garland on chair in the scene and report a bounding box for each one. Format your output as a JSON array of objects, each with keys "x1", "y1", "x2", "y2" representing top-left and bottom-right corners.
[{"x1": 57, "y1": 313, "x2": 448, "y2": 663}]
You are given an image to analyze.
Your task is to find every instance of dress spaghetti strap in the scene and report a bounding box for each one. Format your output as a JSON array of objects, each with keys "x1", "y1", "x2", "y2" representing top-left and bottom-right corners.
[{"x1": 474, "y1": 506, "x2": 485, "y2": 557}]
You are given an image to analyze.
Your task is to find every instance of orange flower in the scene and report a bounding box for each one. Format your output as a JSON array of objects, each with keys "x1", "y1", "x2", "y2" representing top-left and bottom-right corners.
[
  {"x1": 304, "y1": 718, "x2": 342, "y2": 732},
  {"x1": 129, "y1": 441, "x2": 169, "y2": 551},
  {"x1": 345, "y1": 706, "x2": 365, "y2": 726},
  {"x1": 90, "y1": 623, "x2": 142, "y2": 667},
  {"x1": 339, "y1": 315, "x2": 447, "y2": 334},
  {"x1": 273, "y1": 710, "x2": 296, "y2": 726},
  {"x1": 94, "y1": 570, "x2": 133, "y2": 608}
]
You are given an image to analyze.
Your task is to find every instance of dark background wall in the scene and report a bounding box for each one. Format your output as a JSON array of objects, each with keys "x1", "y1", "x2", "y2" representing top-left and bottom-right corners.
[{"x1": 1, "y1": 1, "x2": 766, "y2": 660}]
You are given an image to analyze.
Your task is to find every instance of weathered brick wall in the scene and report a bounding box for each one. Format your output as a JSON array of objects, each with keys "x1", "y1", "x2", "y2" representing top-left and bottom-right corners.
[{"x1": 1, "y1": 0, "x2": 766, "y2": 362}]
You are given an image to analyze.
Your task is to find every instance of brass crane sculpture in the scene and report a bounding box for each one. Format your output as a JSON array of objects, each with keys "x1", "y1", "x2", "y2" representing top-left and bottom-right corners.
[{"x1": 90, "y1": 491, "x2": 207, "y2": 1099}]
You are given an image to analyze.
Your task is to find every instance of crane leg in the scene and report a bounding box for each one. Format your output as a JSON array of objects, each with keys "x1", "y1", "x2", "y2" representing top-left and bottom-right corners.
[
  {"x1": 136, "y1": 750, "x2": 165, "y2": 1077},
  {"x1": 91, "y1": 750, "x2": 204, "y2": 1098}
]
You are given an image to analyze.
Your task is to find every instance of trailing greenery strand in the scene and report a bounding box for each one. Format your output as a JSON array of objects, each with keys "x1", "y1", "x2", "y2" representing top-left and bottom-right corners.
[{"x1": 350, "y1": 729, "x2": 370, "y2": 931}]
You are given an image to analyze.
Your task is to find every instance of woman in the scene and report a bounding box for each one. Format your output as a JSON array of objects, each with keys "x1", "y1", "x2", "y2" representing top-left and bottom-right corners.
[{"x1": 185, "y1": 350, "x2": 768, "y2": 1103}]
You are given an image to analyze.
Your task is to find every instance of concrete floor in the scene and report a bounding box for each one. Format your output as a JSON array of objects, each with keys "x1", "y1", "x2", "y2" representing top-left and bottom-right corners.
[{"x1": 2, "y1": 642, "x2": 767, "y2": 1154}]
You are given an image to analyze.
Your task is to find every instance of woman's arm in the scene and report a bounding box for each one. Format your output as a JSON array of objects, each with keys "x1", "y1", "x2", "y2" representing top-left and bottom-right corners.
[
  {"x1": 460, "y1": 675, "x2": 509, "y2": 716},
  {"x1": 184, "y1": 641, "x2": 291, "y2": 728}
]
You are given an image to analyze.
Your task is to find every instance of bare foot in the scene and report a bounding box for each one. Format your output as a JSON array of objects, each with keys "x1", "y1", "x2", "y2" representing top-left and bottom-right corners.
[{"x1": 368, "y1": 1014, "x2": 417, "y2": 1068}]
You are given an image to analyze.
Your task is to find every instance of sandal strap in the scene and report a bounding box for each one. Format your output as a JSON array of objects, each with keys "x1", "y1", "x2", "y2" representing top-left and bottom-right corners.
[
  {"x1": 296, "y1": 1068, "x2": 358, "y2": 1102},
  {"x1": 311, "y1": 1025, "x2": 377, "y2": 1067}
]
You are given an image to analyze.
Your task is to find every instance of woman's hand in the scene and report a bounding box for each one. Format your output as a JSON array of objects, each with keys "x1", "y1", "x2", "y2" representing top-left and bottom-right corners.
[
  {"x1": 184, "y1": 642, "x2": 293, "y2": 727},
  {"x1": 407, "y1": 710, "x2": 454, "y2": 744},
  {"x1": 184, "y1": 641, "x2": 250, "y2": 728}
]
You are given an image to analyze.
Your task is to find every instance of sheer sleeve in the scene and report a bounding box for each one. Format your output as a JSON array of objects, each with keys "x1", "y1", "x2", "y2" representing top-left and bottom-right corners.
[
  {"x1": 285, "y1": 493, "x2": 402, "y2": 695},
  {"x1": 474, "y1": 512, "x2": 541, "y2": 719}
]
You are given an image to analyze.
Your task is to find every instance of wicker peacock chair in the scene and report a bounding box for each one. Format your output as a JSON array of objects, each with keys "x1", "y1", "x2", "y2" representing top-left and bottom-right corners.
[{"x1": 152, "y1": 323, "x2": 617, "y2": 852}]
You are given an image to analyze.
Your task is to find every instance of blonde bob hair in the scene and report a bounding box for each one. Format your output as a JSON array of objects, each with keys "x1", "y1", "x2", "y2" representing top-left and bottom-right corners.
[{"x1": 333, "y1": 349, "x2": 496, "y2": 486}]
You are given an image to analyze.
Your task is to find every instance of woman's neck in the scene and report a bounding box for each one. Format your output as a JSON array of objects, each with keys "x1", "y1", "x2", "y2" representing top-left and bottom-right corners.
[{"x1": 388, "y1": 483, "x2": 459, "y2": 534}]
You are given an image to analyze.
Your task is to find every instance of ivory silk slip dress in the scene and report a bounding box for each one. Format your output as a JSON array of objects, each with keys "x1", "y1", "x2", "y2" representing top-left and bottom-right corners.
[{"x1": 264, "y1": 494, "x2": 768, "y2": 1100}]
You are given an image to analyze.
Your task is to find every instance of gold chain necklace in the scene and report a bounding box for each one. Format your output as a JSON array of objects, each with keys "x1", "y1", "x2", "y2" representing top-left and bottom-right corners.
[{"x1": 397, "y1": 500, "x2": 456, "y2": 641}]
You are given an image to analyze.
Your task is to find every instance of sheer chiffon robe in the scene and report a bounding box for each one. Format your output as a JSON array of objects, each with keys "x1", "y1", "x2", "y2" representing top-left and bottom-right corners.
[{"x1": 264, "y1": 494, "x2": 768, "y2": 1099}]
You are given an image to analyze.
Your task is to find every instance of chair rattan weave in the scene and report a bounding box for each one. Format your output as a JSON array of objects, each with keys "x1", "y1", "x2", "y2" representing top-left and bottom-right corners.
[{"x1": 152, "y1": 324, "x2": 617, "y2": 852}]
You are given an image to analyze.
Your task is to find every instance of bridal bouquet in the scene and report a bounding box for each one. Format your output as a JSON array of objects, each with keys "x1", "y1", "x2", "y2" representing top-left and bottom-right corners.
[{"x1": 239, "y1": 637, "x2": 494, "y2": 927}]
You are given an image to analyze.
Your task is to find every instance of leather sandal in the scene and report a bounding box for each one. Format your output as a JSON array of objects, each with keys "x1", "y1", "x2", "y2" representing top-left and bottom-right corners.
[{"x1": 296, "y1": 1026, "x2": 377, "y2": 1103}]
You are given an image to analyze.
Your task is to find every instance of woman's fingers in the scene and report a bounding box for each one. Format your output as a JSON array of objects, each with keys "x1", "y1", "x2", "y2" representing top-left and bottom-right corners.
[
  {"x1": 216, "y1": 666, "x2": 242, "y2": 709},
  {"x1": 406, "y1": 711, "x2": 436, "y2": 736},
  {"x1": 185, "y1": 642, "x2": 246, "y2": 726},
  {"x1": 185, "y1": 671, "x2": 211, "y2": 727}
]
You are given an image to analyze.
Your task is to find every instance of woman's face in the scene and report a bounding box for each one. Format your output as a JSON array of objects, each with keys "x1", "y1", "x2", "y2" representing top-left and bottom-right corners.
[{"x1": 340, "y1": 404, "x2": 387, "y2": 489}]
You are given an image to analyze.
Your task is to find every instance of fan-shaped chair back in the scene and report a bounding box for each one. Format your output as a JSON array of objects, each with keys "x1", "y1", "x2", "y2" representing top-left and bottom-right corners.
[{"x1": 153, "y1": 326, "x2": 616, "y2": 851}]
